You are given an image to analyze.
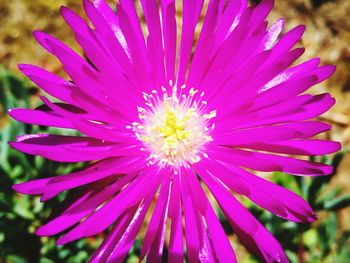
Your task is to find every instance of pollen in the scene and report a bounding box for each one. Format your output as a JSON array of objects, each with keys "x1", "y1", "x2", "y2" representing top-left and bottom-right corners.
[{"x1": 129, "y1": 82, "x2": 216, "y2": 167}]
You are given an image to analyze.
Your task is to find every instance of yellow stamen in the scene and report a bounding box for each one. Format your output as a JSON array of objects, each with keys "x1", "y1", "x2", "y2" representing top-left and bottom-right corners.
[{"x1": 131, "y1": 86, "x2": 216, "y2": 167}]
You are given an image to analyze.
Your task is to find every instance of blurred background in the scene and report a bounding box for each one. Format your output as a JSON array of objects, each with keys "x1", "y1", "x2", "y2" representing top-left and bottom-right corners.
[{"x1": 0, "y1": 0, "x2": 349, "y2": 262}]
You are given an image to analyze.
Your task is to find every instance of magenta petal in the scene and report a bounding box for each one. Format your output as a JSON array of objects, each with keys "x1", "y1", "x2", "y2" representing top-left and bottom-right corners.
[
  {"x1": 13, "y1": 157, "x2": 144, "y2": 198},
  {"x1": 179, "y1": 169, "x2": 201, "y2": 263},
  {"x1": 168, "y1": 175, "x2": 184, "y2": 263},
  {"x1": 187, "y1": 169, "x2": 237, "y2": 262},
  {"x1": 140, "y1": 0, "x2": 166, "y2": 88},
  {"x1": 106, "y1": 192, "x2": 154, "y2": 262},
  {"x1": 235, "y1": 222, "x2": 288, "y2": 263},
  {"x1": 209, "y1": 146, "x2": 333, "y2": 176},
  {"x1": 203, "y1": 159, "x2": 318, "y2": 222},
  {"x1": 186, "y1": 0, "x2": 222, "y2": 88},
  {"x1": 254, "y1": 63, "x2": 335, "y2": 110},
  {"x1": 8, "y1": 108, "x2": 73, "y2": 129},
  {"x1": 18, "y1": 64, "x2": 76, "y2": 105},
  {"x1": 116, "y1": 2, "x2": 153, "y2": 91},
  {"x1": 194, "y1": 164, "x2": 259, "y2": 235},
  {"x1": 56, "y1": 166, "x2": 161, "y2": 245},
  {"x1": 214, "y1": 0, "x2": 247, "y2": 51},
  {"x1": 267, "y1": 24, "x2": 305, "y2": 62},
  {"x1": 61, "y1": 6, "x2": 141, "y2": 110},
  {"x1": 103, "y1": 172, "x2": 165, "y2": 262},
  {"x1": 140, "y1": 174, "x2": 171, "y2": 260},
  {"x1": 91, "y1": 179, "x2": 157, "y2": 263},
  {"x1": 180, "y1": 169, "x2": 217, "y2": 263},
  {"x1": 161, "y1": 0, "x2": 177, "y2": 83},
  {"x1": 247, "y1": 93, "x2": 335, "y2": 127},
  {"x1": 260, "y1": 18, "x2": 284, "y2": 50},
  {"x1": 33, "y1": 31, "x2": 99, "y2": 88},
  {"x1": 224, "y1": 164, "x2": 318, "y2": 222},
  {"x1": 35, "y1": 173, "x2": 135, "y2": 236},
  {"x1": 176, "y1": 0, "x2": 204, "y2": 86},
  {"x1": 195, "y1": 162, "x2": 288, "y2": 262},
  {"x1": 198, "y1": 218, "x2": 216, "y2": 263},
  {"x1": 254, "y1": 75, "x2": 319, "y2": 109},
  {"x1": 220, "y1": 93, "x2": 335, "y2": 130},
  {"x1": 214, "y1": 121, "x2": 332, "y2": 145},
  {"x1": 115, "y1": 0, "x2": 148, "y2": 59},
  {"x1": 84, "y1": 0, "x2": 140, "y2": 86},
  {"x1": 9, "y1": 134, "x2": 141, "y2": 162},
  {"x1": 90, "y1": 207, "x2": 138, "y2": 263},
  {"x1": 237, "y1": 139, "x2": 341, "y2": 156},
  {"x1": 221, "y1": 48, "x2": 305, "y2": 113},
  {"x1": 87, "y1": 0, "x2": 120, "y2": 39},
  {"x1": 204, "y1": 156, "x2": 251, "y2": 195},
  {"x1": 39, "y1": 96, "x2": 135, "y2": 142},
  {"x1": 203, "y1": 203, "x2": 237, "y2": 263},
  {"x1": 33, "y1": 30, "x2": 137, "y2": 118}
]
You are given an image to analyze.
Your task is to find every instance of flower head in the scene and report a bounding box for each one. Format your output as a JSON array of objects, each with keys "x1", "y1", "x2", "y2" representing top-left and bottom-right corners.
[{"x1": 10, "y1": 0, "x2": 340, "y2": 262}]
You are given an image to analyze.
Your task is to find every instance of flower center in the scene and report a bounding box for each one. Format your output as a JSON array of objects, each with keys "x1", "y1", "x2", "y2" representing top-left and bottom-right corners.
[{"x1": 128, "y1": 83, "x2": 216, "y2": 167}]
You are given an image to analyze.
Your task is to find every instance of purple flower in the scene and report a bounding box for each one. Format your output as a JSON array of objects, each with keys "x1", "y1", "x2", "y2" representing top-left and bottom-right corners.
[{"x1": 9, "y1": 0, "x2": 340, "y2": 262}]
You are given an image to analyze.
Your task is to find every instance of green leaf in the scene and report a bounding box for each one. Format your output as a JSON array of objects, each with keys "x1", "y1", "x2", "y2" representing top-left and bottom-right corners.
[
  {"x1": 303, "y1": 228, "x2": 318, "y2": 248},
  {"x1": 308, "y1": 152, "x2": 344, "y2": 205},
  {"x1": 6, "y1": 254, "x2": 28, "y2": 263},
  {"x1": 324, "y1": 195, "x2": 350, "y2": 210},
  {"x1": 39, "y1": 258, "x2": 55, "y2": 263},
  {"x1": 285, "y1": 250, "x2": 298, "y2": 263},
  {"x1": 318, "y1": 212, "x2": 337, "y2": 256},
  {"x1": 272, "y1": 172, "x2": 301, "y2": 195}
]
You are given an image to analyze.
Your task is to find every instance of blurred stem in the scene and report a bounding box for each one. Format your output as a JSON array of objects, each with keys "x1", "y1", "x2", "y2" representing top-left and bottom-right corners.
[{"x1": 298, "y1": 234, "x2": 305, "y2": 263}]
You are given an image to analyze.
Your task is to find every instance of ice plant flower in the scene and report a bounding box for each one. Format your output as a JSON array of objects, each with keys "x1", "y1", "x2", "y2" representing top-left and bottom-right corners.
[{"x1": 9, "y1": 0, "x2": 340, "y2": 262}]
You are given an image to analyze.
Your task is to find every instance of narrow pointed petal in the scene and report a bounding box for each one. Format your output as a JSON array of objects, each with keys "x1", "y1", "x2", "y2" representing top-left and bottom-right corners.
[
  {"x1": 140, "y1": 174, "x2": 171, "y2": 260},
  {"x1": 56, "y1": 166, "x2": 161, "y2": 245},
  {"x1": 187, "y1": 0, "x2": 222, "y2": 88},
  {"x1": 106, "y1": 191, "x2": 155, "y2": 262},
  {"x1": 202, "y1": 159, "x2": 318, "y2": 222},
  {"x1": 224, "y1": 164, "x2": 319, "y2": 222},
  {"x1": 237, "y1": 139, "x2": 341, "y2": 156},
  {"x1": 179, "y1": 169, "x2": 201, "y2": 263},
  {"x1": 161, "y1": 0, "x2": 177, "y2": 82},
  {"x1": 35, "y1": 173, "x2": 136, "y2": 236},
  {"x1": 168, "y1": 175, "x2": 184, "y2": 263},
  {"x1": 214, "y1": 121, "x2": 332, "y2": 145},
  {"x1": 187, "y1": 169, "x2": 237, "y2": 262},
  {"x1": 208, "y1": 146, "x2": 333, "y2": 176},
  {"x1": 176, "y1": 0, "x2": 204, "y2": 86},
  {"x1": 194, "y1": 164, "x2": 259, "y2": 235},
  {"x1": 214, "y1": 0, "x2": 247, "y2": 50},
  {"x1": 90, "y1": 207, "x2": 138, "y2": 263},
  {"x1": 220, "y1": 93, "x2": 335, "y2": 130},
  {"x1": 267, "y1": 24, "x2": 305, "y2": 62},
  {"x1": 9, "y1": 134, "x2": 141, "y2": 162},
  {"x1": 13, "y1": 156, "x2": 144, "y2": 197},
  {"x1": 195, "y1": 163, "x2": 288, "y2": 263},
  {"x1": 140, "y1": 0, "x2": 166, "y2": 87},
  {"x1": 18, "y1": 64, "x2": 76, "y2": 105},
  {"x1": 39, "y1": 96, "x2": 135, "y2": 142},
  {"x1": 260, "y1": 18, "x2": 284, "y2": 50},
  {"x1": 8, "y1": 108, "x2": 73, "y2": 129}
]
